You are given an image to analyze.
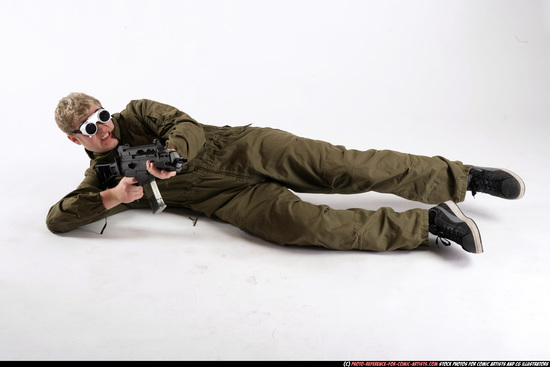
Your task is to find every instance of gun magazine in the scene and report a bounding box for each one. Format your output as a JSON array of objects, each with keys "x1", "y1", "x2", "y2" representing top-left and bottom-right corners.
[{"x1": 143, "y1": 180, "x2": 167, "y2": 214}]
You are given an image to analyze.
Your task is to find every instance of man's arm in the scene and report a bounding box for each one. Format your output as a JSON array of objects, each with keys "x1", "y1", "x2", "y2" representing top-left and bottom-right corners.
[
  {"x1": 46, "y1": 161, "x2": 177, "y2": 233},
  {"x1": 45, "y1": 168, "x2": 149, "y2": 234},
  {"x1": 124, "y1": 99, "x2": 206, "y2": 161}
]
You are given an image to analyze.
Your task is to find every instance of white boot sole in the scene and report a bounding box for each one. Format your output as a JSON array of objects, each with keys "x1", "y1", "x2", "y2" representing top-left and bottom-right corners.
[{"x1": 443, "y1": 201, "x2": 483, "y2": 254}]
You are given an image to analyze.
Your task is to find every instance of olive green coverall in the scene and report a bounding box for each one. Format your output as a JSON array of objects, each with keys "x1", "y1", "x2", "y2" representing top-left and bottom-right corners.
[{"x1": 46, "y1": 99, "x2": 470, "y2": 251}]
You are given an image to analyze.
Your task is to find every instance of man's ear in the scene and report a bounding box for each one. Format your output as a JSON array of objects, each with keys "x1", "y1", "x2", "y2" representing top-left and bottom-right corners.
[{"x1": 67, "y1": 135, "x2": 81, "y2": 145}]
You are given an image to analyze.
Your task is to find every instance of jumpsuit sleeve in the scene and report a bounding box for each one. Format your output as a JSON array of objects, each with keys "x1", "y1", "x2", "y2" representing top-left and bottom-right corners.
[
  {"x1": 45, "y1": 166, "x2": 134, "y2": 234},
  {"x1": 125, "y1": 99, "x2": 206, "y2": 161}
]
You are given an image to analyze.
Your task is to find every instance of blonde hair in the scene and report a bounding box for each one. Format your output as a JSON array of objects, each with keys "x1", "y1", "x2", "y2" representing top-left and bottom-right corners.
[{"x1": 55, "y1": 92, "x2": 102, "y2": 134}]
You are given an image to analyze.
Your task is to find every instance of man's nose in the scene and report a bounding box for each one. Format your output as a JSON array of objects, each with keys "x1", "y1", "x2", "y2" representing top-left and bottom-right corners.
[{"x1": 96, "y1": 122, "x2": 108, "y2": 133}]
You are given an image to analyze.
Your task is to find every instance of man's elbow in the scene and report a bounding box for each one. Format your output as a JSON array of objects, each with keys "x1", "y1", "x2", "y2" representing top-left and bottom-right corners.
[{"x1": 45, "y1": 217, "x2": 70, "y2": 234}]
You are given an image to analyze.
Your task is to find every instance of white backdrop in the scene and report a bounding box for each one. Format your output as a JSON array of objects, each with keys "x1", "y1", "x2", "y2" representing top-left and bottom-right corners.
[{"x1": 1, "y1": 0, "x2": 549, "y2": 361}]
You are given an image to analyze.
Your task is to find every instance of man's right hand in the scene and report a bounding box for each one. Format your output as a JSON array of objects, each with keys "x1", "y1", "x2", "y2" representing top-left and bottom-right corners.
[{"x1": 100, "y1": 177, "x2": 144, "y2": 210}]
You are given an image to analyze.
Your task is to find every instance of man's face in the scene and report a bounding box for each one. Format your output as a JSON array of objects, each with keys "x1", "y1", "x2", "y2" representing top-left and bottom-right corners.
[{"x1": 67, "y1": 103, "x2": 119, "y2": 153}]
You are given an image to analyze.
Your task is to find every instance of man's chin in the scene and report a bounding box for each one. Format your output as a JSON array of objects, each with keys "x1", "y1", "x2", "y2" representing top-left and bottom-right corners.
[{"x1": 94, "y1": 137, "x2": 119, "y2": 153}]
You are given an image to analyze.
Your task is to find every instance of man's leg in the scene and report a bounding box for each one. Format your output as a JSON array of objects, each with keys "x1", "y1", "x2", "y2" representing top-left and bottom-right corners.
[
  {"x1": 214, "y1": 182, "x2": 430, "y2": 251},
  {"x1": 233, "y1": 127, "x2": 470, "y2": 204}
]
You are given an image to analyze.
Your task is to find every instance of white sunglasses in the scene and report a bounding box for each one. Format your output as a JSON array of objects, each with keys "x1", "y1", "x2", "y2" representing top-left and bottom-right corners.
[{"x1": 71, "y1": 108, "x2": 111, "y2": 137}]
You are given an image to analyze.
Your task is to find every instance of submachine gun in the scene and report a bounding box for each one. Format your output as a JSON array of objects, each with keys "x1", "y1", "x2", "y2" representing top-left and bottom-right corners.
[{"x1": 95, "y1": 139, "x2": 187, "y2": 214}]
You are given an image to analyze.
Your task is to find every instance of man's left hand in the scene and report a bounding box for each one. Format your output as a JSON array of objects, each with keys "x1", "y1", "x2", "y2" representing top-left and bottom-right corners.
[{"x1": 146, "y1": 160, "x2": 177, "y2": 180}]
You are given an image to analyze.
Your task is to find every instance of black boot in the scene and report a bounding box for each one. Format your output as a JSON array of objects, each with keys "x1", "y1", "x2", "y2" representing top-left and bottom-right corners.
[
  {"x1": 429, "y1": 201, "x2": 483, "y2": 254},
  {"x1": 467, "y1": 166, "x2": 525, "y2": 200}
]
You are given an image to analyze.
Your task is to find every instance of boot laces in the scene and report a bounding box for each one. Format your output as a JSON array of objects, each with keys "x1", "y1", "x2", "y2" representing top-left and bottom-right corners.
[
  {"x1": 435, "y1": 236, "x2": 451, "y2": 248},
  {"x1": 469, "y1": 171, "x2": 501, "y2": 197},
  {"x1": 431, "y1": 218, "x2": 466, "y2": 247}
]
